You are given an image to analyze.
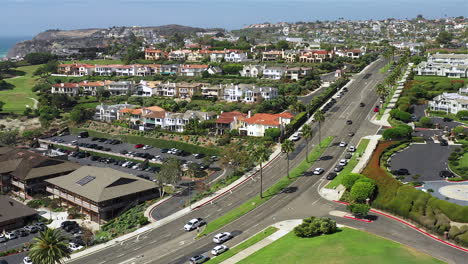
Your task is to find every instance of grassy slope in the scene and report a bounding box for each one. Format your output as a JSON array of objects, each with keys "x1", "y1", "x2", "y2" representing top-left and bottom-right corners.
[
  {"x1": 62, "y1": 59, "x2": 124, "y2": 65},
  {"x1": 326, "y1": 138, "x2": 370, "y2": 189},
  {"x1": 450, "y1": 151, "x2": 468, "y2": 178},
  {"x1": 239, "y1": 228, "x2": 444, "y2": 264},
  {"x1": 199, "y1": 136, "x2": 334, "y2": 237},
  {"x1": 414, "y1": 75, "x2": 468, "y2": 82},
  {"x1": 1, "y1": 65, "x2": 41, "y2": 113},
  {"x1": 206, "y1": 226, "x2": 278, "y2": 264}
]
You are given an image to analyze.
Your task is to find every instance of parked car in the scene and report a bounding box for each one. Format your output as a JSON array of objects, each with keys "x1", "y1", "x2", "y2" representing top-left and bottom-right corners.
[
  {"x1": 440, "y1": 139, "x2": 448, "y2": 146},
  {"x1": 0, "y1": 234, "x2": 6, "y2": 242},
  {"x1": 189, "y1": 255, "x2": 210, "y2": 264},
  {"x1": 443, "y1": 117, "x2": 453, "y2": 122},
  {"x1": 339, "y1": 141, "x2": 347, "y2": 147},
  {"x1": 35, "y1": 222, "x2": 47, "y2": 231},
  {"x1": 213, "y1": 232, "x2": 232, "y2": 244},
  {"x1": 291, "y1": 133, "x2": 301, "y2": 141},
  {"x1": 348, "y1": 132, "x2": 355, "y2": 137},
  {"x1": 193, "y1": 153, "x2": 204, "y2": 159},
  {"x1": 392, "y1": 168, "x2": 409, "y2": 175},
  {"x1": 344, "y1": 153, "x2": 352, "y2": 159},
  {"x1": 5, "y1": 232, "x2": 17, "y2": 239},
  {"x1": 184, "y1": 218, "x2": 206, "y2": 231},
  {"x1": 14, "y1": 228, "x2": 29, "y2": 237},
  {"x1": 348, "y1": 146, "x2": 356, "y2": 152},
  {"x1": 134, "y1": 144, "x2": 144, "y2": 149},
  {"x1": 211, "y1": 244, "x2": 229, "y2": 256},
  {"x1": 68, "y1": 242, "x2": 84, "y2": 251},
  {"x1": 24, "y1": 225, "x2": 38, "y2": 233},
  {"x1": 439, "y1": 170, "x2": 454, "y2": 178},
  {"x1": 143, "y1": 145, "x2": 152, "y2": 150},
  {"x1": 338, "y1": 159, "x2": 347, "y2": 166},
  {"x1": 359, "y1": 102, "x2": 365, "y2": 107},
  {"x1": 346, "y1": 120, "x2": 352, "y2": 125},
  {"x1": 334, "y1": 165, "x2": 344, "y2": 172},
  {"x1": 60, "y1": 221, "x2": 77, "y2": 229},
  {"x1": 23, "y1": 257, "x2": 33, "y2": 264},
  {"x1": 326, "y1": 172, "x2": 337, "y2": 180},
  {"x1": 161, "y1": 148, "x2": 169, "y2": 153},
  {"x1": 78, "y1": 131, "x2": 89, "y2": 138},
  {"x1": 374, "y1": 106, "x2": 380, "y2": 112},
  {"x1": 313, "y1": 168, "x2": 324, "y2": 175},
  {"x1": 90, "y1": 156, "x2": 100, "y2": 161}
]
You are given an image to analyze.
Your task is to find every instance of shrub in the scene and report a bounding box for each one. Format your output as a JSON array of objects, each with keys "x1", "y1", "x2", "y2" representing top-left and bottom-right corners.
[
  {"x1": 419, "y1": 117, "x2": 433, "y2": 128},
  {"x1": 390, "y1": 109, "x2": 412, "y2": 123},
  {"x1": 27, "y1": 199, "x2": 43, "y2": 209},
  {"x1": 294, "y1": 217, "x2": 337, "y2": 238},
  {"x1": 341, "y1": 173, "x2": 364, "y2": 189},
  {"x1": 350, "y1": 181, "x2": 376, "y2": 202},
  {"x1": 347, "y1": 203, "x2": 371, "y2": 218}
]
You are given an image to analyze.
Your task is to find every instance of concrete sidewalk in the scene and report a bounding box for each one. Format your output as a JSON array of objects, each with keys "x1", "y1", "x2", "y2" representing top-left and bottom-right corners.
[
  {"x1": 352, "y1": 135, "x2": 382, "y2": 174},
  {"x1": 220, "y1": 220, "x2": 302, "y2": 264}
]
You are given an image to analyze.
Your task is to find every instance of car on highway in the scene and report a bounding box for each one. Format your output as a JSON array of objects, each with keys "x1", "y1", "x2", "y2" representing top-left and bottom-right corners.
[
  {"x1": 211, "y1": 244, "x2": 229, "y2": 256},
  {"x1": 359, "y1": 102, "x2": 365, "y2": 107},
  {"x1": 184, "y1": 218, "x2": 206, "y2": 231},
  {"x1": 348, "y1": 132, "x2": 355, "y2": 137},
  {"x1": 134, "y1": 144, "x2": 144, "y2": 149},
  {"x1": 344, "y1": 153, "x2": 352, "y2": 159},
  {"x1": 326, "y1": 172, "x2": 337, "y2": 180},
  {"x1": 348, "y1": 146, "x2": 356, "y2": 152},
  {"x1": 439, "y1": 170, "x2": 454, "y2": 178},
  {"x1": 213, "y1": 232, "x2": 232, "y2": 244},
  {"x1": 338, "y1": 159, "x2": 347, "y2": 166},
  {"x1": 313, "y1": 168, "x2": 324, "y2": 175},
  {"x1": 189, "y1": 254, "x2": 210, "y2": 264},
  {"x1": 291, "y1": 133, "x2": 301, "y2": 141},
  {"x1": 23, "y1": 257, "x2": 33, "y2": 264},
  {"x1": 5, "y1": 231, "x2": 17, "y2": 239},
  {"x1": 334, "y1": 165, "x2": 344, "y2": 172},
  {"x1": 68, "y1": 242, "x2": 84, "y2": 251},
  {"x1": 339, "y1": 141, "x2": 347, "y2": 147},
  {"x1": 346, "y1": 120, "x2": 352, "y2": 125}
]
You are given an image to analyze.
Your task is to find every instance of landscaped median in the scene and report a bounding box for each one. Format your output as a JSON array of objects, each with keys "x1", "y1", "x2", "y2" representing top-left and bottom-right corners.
[
  {"x1": 198, "y1": 136, "x2": 334, "y2": 237},
  {"x1": 326, "y1": 138, "x2": 370, "y2": 189},
  {"x1": 205, "y1": 226, "x2": 279, "y2": 264}
]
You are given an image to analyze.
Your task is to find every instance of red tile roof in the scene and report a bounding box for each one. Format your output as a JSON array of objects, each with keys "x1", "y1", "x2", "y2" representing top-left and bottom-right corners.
[
  {"x1": 120, "y1": 108, "x2": 142, "y2": 115},
  {"x1": 244, "y1": 112, "x2": 294, "y2": 126},
  {"x1": 182, "y1": 64, "x2": 209, "y2": 69},
  {"x1": 216, "y1": 111, "x2": 247, "y2": 124},
  {"x1": 145, "y1": 48, "x2": 164, "y2": 53},
  {"x1": 52, "y1": 83, "x2": 79, "y2": 88}
]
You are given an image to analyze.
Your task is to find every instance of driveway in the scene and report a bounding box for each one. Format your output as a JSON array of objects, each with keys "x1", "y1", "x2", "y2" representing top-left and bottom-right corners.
[
  {"x1": 389, "y1": 142, "x2": 455, "y2": 182},
  {"x1": 416, "y1": 181, "x2": 468, "y2": 206},
  {"x1": 412, "y1": 104, "x2": 465, "y2": 129}
]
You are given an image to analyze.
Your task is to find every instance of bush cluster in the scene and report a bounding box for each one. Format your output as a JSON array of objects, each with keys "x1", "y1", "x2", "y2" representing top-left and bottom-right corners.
[{"x1": 294, "y1": 217, "x2": 338, "y2": 238}]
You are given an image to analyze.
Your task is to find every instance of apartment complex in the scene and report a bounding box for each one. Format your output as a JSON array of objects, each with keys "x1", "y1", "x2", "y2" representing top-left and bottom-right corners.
[{"x1": 415, "y1": 53, "x2": 468, "y2": 78}]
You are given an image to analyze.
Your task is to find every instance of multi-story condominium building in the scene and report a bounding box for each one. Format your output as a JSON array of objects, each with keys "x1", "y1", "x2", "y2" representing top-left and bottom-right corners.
[
  {"x1": 428, "y1": 89, "x2": 468, "y2": 114},
  {"x1": 94, "y1": 64, "x2": 117, "y2": 76},
  {"x1": 105, "y1": 81, "x2": 135, "y2": 96},
  {"x1": 285, "y1": 67, "x2": 312, "y2": 80},
  {"x1": 240, "y1": 112, "x2": 294, "y2": 137},
  {"x1": 51, "y1": 83, "x2": 80, "y2": 96},
  {"x1": 201, "y1": 85, "x2": 224, "y2": 98},
  {"x1": 176, "y1": 82, "x2": 206, "y2": 99},
  {"x1": 57, "y1": 63, "x2": 94, "y2": 76},
  {"x1": 240, "y1": 65, "x2": 265, "y2": 78},
  {"x1": 79, "y1": 80, "x2": 109, "y2": 96},
  {"x1": 215, "y1": 111, "x2": 247, "y2": 135},
  {"x1": 224, "y1": 50, "x2": 249, "y2": 62},
  {"x1": 186, "y1": 50, "x2": 207, "y2": 62},
  {"x1": 46, "y1": 166, "x2": 158, "y2": 223},
  {"x1": 114, "y1": 65, "x2": 136, "y2": 76},
  {"x1": 144, "y1": 48, "x2": 167, "y2": 60},
  {"x1": 263, "y1": 66, "x2": 287, "y2": 80},
  {"x1": 222, "y1": 84, "x2": 278, "y2": 103},
  {"x1": 262, "y1": 51, "x2": 283, "y2": 61},
  {"x1": 209, "y1": 51, "x2": 226, "y2": 62},
  {"x1": 299, "y1": 50, "x2": 333, "y2": 63},
  {"x1": 168, "y1": 50, "x2": 191, "y2": 61},
  {"x1": 179, "y1": 64, "x2": 209, "y2": 77},
  {"x1": 164, "y1": 110, "x2": 216, "y2": 132},
  {"x1": 160, "y1": 64, "x2": 179, "y2": 75},
  {"x1": 135, "y1": 64, "x2": 161, "y2": 76},
  {"x1": 282, "y1": 50, "x2": 298, "y2": 63},
  {"x1": 94, "y1": 103, "x2": 136, "y2": 122},
  {"x1": 428, "y1": 53, "x2": 468, "y2": 65},
  {"x1": 155, "y1": 82, "x2": 177, "y2": 97},
  {"x1": 415, "y1": 53, "x2": 468, "y2": 78},
  {"x1": 136, "y1": 80, "x2": 162, "y2": 96},
  {"x1": 0, "y1": 148, "x2": 81, "y2": 199},
  {"x1": 335, "y1": 49, "x2": 364, "y2": 59}
]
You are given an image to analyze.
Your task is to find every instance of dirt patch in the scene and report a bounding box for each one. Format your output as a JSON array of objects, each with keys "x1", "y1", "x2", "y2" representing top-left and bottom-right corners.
[{"x1": 0, "y1": 117, "x2": 41, "y2": 132}]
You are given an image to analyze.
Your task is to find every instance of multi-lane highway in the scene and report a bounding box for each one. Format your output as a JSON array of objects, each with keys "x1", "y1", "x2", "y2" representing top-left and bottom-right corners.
[{"x1": 68, "y1": 58, "x2": 467, "y2": 264}]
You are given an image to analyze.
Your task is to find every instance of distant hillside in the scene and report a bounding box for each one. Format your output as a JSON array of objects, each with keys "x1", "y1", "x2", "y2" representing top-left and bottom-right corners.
[{"x1": 7, "y1": 24, "x2": 206, "y2": 58}]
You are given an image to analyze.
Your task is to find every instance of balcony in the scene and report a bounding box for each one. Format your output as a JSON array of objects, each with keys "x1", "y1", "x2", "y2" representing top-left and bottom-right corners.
[{"x1": 11, "y1": 179, "x2": 25, "y2": 190}]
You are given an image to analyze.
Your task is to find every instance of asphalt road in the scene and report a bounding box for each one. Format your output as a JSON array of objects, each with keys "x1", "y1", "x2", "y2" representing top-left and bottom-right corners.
[
  {"x1": 67, "y1": 58, "x2": 467, "y2": 264},
  {"x1": 390, "y1": 142, "x2": 455, "y2": 182}
]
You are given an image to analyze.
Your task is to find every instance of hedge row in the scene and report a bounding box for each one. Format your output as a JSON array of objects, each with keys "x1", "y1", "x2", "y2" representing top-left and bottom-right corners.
[
  {"x1": 69, "y1": 127, "x2": 221, "y2": 156},
  {"x1": 363, "y1": 141, "x2": 468, "y2": 246}
]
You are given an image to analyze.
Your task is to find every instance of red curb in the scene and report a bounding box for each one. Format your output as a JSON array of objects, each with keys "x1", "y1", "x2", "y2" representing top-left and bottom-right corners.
[
  {"x1": 343, "y1": 215, "x2": 372, "y2": 223},
  {"x1": 445, "y1": 179, "x2": 468, "y2": 183},
  {"x1": 333, "y1": 200, "x2": 349, "y2": 205},
  {"x1": 332, "y1": 200, "x2": 468, "y2": 252}
]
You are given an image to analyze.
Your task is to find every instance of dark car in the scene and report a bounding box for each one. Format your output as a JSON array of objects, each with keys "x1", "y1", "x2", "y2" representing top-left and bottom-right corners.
[
  {"x1": 90, "y1": 156, "x2": 100, "y2": 161},
  {"x1": 393, "y1": 168, "x2": 409, "y2": 175},
  {"x1": 102, "y1": 147, "x2": 111, "y2": 151},
  {"x1": 78, "y1": 131, "x2": 89, "y2": 138},
  {"x1": 91, "y1": 137, "x2": 99, "y2": 141},
  {"x1": 344, "y1": 153, "x2": 352, "y2": 159},
  {"x1": 440, "y1": 139, "x2": 448, "y2": 146},
  {"x1": 326, "y1": 172, "x2": 337, "y2": 180},
  {"x1": 98, "y1": 138, "x2": 107, "y2": 142},
  {"x1": 359, "y1": 102, "x2": 365, "y2": 107},
  {"x1": 70, "y1": 152, "x2": 79, "y2": 157},
  {"x1": 106, "y1": 158, "x2": 116, "y2": 164},
  {"x1": 95, "y1": 145, "x2": 104, "y2": 150},
  {"x1": 439, "y1": 170, "x2": 454, "y2": 178},
  {"x1": 443, "y1": 117, "x2": 453, "y2": 122},
  {"x1": 61, "y1": 221, "x2": 78, "y2": 229},
  {"x1": 161, "y1": 148, "x2": 169, "y2": 153},
  {"x1": 120, "y1": 150, "x2": 128, "y2": 155},
  {"x1": 334, "y1": 165, "x2": 344, "y2": 172},
  {"x1": 346, "y1": 120, "x2": 352, "y2": 125},
  {"x1": 348, "y1": 132, "x2": 355, "y2": 137},
  {"x1": 14, "y1": 228, "x2": 29, "y2": 237},
  {"x1": 89, "y1": 144, "x2": 98, "y2": 149},
  {"x1": 76, "y1": 152, "x2": 86, "y2": 159},
  {"x1": 35, "y1": 222, "x2": 47, "y2": 231}
]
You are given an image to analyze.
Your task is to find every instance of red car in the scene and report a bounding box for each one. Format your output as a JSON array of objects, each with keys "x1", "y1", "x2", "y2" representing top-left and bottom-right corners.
[
  {"x1": 373, "y1": 106, "x2": 380, "y2": 112},
  {"x1": 134, "y1": 144, "x2": 144, "y2": 149}
]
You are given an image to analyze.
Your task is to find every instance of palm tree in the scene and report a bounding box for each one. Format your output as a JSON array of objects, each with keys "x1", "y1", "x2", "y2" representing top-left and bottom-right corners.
[
  {"x1": 28, "y1": 228, "x2": 70, "y2": 264},
  {"x1": 376, "y1": 83, "x2": 387, "y2": 100},
  {"x1": 253, "y1": 144, "x2": 270, "y2": 198},
  {"x1": 313, "y1": 110, "x2": 325, "y2": 147},
  {"x1": 281, "y1": 139, "x2": 295, "y2": 179},
  {"x1": 301, "y1": 124, "x2": 313, "y2": 162},
  {"x1": 289, "y1": 101, "x2": 305, "y2": 114}
]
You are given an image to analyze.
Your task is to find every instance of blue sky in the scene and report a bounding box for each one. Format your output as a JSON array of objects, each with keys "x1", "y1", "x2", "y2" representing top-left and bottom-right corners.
[{"x1": 1, "y1": 0, "x2": 467, "y2": 37}]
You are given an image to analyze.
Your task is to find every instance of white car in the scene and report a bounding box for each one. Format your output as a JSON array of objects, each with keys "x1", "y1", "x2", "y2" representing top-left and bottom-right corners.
[
  {"x1": 291, "y1": 133, "x2": 301, "y2": 141},
  {"x1": 313, "y1": 168, "x2": 324, "y2": 175},
  {"x1": 339, "y1": 141, "x2": 347, "y2": 147},
  {"x1": 349, "y1": 146, "x2": 356, "y2": 152},
  {"x1": 23, "y1": 257, "x2": 33, "y2": 264},
  {"x1": 211, "y1": 244, "x2": 229, "y2": 256},
  {"x1": 121, "y1": 161, "x2": 131, "y2": 167},
  {"x1": 0, "y1": 234, "x2": 6, "y2": 242},
  {"x1": 143, "y1": 145, "x2": 152, "y2": 150},
  {"x1": 213, "y1": 232, "x2": 232, "y2": 244},
  {"x1": 338, "y1": 159, "x2": 347, "y2": 166},
  {"x1": 132, "y1": 164, "x2": 140, "y2": 170},
  {"x1": 5, "y1": 232, "x2": 17, "y2": 239},
  {"x1": 184, "y1": 218, "x2": 206, "y2": 231},
  {"x1": 68, "y1": 242, "x2": 83, "y2": 251}
]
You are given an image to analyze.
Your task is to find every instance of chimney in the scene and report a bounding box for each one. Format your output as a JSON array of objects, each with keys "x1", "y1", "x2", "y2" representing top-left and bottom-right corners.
[{"x1": 248, "y1": 111, "x2": 252, "y2": 118}]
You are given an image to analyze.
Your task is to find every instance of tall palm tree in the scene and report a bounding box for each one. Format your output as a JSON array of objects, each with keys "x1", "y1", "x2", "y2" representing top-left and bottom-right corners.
[
  {"x1": 376, "y1": 83, "x2": 387, "y2": 100},
  {"x1": 253, "y1": 144, "x2": 270, "y2": 198},
  {"x1": 313, "y1": 110, "x2": 325, "y2": 147},
  {"x1": 301, "y1": 124, "x2": 313, "y2": 162},
  {"x1": 28, "y1": 228, "x2": 70, "y2": 264},
  {"x1": 281, "y1": 139, "x2": 295, "y2": 179}
]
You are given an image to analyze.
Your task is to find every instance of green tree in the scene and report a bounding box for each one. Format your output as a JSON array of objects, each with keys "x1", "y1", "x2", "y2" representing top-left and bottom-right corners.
[
  {"x1": 0, "y1": 100, "x2": 4, "y2": 112},
  {"x1": 376, "y1": 83, "x2": 387, "y2": 100},
  {"x1": 0, "y1": 130, "x2": 18, "y2": 145},
  {"x1": 436, "y1": 31, "x2": 453, "y2": 46},
  {"x1": 28, "y1": 228, "x2": 70, "y2": 264},
  {"x1": 281, "y1": 139, "x2": 295, "y2": 179},
  {"x1": 350, "y1": 181, "x2": 375, "y2": 202},
  {"x1": 25, "y1": 52, "x2": 57, "y2": 65},
  {"x1": 347, "y1": 203, "x2": 370, "y2": 218},
  {"x1": 313, "y1": 110, "x2": 325, "y2": 145},
  {"x1": 301, "y1": 124, "x2": 313, "y2": 162},
  {"x1": 275, "y1": 40, "x2": 289, "y2": 50},
  {"x1": 253, "y1": 144, "x2": 270, "y2": 198},
  {"x1": 38, "y1": 105, "x2": 60, "y2": 128},
  {"x1": 0, "y1": 80, "x2": 14, "y2": 91},
  {"x1": 419, "y1": 117, "x2": 433, "y2": 128},
  {"x1": 157, "y1": 158, "x2": 182, "y2": 196},
  {"x1": 341, "y1": 173, "x2": 363, "y2": 189},
  {"x1": 264, "y1": 127, "x2": 280, "y2": 141},
  {"x1": 456, "y1": 110, "x2": 468, "y2": 120},
  {"x1": 69, "y1": 106, "x2": 94, "y2": 124},
  {"x1": 222, "y1": 64, "x2": 243, "y2": 75}
]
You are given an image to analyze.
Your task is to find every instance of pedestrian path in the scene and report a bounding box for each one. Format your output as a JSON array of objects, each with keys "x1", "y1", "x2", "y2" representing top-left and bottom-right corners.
[
  {"x1": 220, "y1": 220, "x2": 302, "y2": 264},
  {"x1": 352, "y1": 135, "x2": 382, "y2": 174}
]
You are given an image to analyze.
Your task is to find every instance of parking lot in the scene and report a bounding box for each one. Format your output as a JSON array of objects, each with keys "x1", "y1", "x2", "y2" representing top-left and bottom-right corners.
[
  {"x1": 45, "y1": 134, "x2": 220, "y2": 182},
  {"x1": 389, "y1": 142, "x2": 456, "y2": 182}
]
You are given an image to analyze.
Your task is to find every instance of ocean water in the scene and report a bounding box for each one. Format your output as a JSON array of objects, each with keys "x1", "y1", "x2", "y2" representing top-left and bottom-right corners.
[{"x1": 0, "y1": 36, "x2": 30, "y2": 58}]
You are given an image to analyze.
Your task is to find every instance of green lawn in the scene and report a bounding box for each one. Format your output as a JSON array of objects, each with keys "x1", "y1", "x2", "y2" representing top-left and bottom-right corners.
[
  {"x1": 206, "y1": 226, "x2": 278, "y2": 264},
  {"x1": 198, "y1": 136, "x2": 334, "y2": 237},
  {"x1": 326, "y1": 138, "x2": 370, "y2": 189},
  {"x1": 238, "y1": 228, "x2": 444, "y2": 264},
  {"x1": 62, "y1": 59, "x2": 123, "y2": 65},
  {"x1": 414, "y1": 75, "x2": 468, "y2": 82},
  {"x1": 379, "y1": 62, "x2": 393, "y2": 74},
  {"x1": 449, "y1": 151, "x2": 468, "y2": 178},
  {"x1": 0, "y1": 65, "x2": 41, "y2": 113}
]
